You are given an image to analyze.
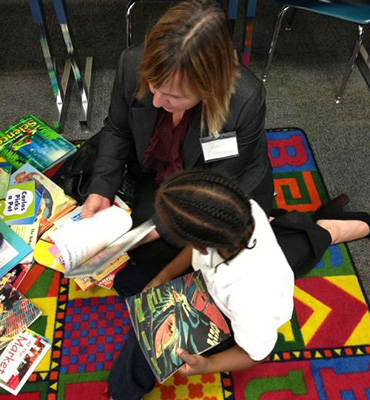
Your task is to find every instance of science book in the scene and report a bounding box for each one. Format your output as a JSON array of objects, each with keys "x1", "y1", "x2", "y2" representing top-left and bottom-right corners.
[
  {"x1": 9, "y1": 163, "x2": 77, "y2": 235},
  {"x1": 0, "y1": 115, "x2": 76, "y2": 172},
  {"x1": 0, "y1": 220, "x2": 33, "y2": 278},
  {"x1": 126, "y1": 270, "x2": 231, "y2": 383},
  {"x1": 0, "y1": 330, "x2": 50, "y2": 395},
  {"x1": 0, "y1": 284, "x2": 42, "y2": 350}
]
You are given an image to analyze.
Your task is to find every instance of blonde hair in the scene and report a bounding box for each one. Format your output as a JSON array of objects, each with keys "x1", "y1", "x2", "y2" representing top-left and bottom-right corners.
[{"x1": 137, "y1": 0, "x2": 240, "y2": 135}]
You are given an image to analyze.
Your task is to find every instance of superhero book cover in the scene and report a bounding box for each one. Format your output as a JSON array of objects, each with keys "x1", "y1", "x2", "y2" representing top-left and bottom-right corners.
[
  {"x1": 126, "y1": 270, "x2": 231, "y2": 383},
  {"x1": 0, "y1": 115, "x2": 76, "y2": 172}
]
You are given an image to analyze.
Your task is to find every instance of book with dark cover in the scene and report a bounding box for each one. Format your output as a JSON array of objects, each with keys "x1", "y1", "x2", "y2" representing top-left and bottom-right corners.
[
  {"x1": 126, "y1": 270, "x2": 231, "y2": 383},
  {"x1": 0, "y1": 115, "x2": 76, "y2": 172},
  {"x1": 0, "y1": 284, "x2": 42, "y2": 350}
]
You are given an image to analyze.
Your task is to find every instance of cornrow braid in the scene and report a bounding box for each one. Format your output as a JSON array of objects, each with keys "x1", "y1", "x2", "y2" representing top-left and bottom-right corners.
[{"x1": 156, "y1": 170, "x2": 255, "y2": 253}]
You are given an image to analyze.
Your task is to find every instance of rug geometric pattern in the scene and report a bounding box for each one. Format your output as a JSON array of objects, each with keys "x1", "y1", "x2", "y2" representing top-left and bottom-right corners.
[{"x1": 1, "y1": 128, "x2": 369, "y2": 400}]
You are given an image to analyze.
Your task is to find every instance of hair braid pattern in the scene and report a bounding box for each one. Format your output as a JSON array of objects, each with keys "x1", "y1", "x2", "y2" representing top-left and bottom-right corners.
[{"x1": 156, "y1": 170, "x2": 255, "y2": 252}]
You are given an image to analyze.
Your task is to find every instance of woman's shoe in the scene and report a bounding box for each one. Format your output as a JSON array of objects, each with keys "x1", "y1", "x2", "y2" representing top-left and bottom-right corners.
[
  {"x1": 313, "y1": 193, "x2": 349, "y2": 222},
  {"x1": 313, "y1": 193, "x2": 350, "y2": 222}
]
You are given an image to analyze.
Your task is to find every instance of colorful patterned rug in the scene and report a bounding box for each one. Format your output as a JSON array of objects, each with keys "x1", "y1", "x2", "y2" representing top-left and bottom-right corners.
[{"x1": 2, "y1": 128, "x2": 369, "y2": 400}]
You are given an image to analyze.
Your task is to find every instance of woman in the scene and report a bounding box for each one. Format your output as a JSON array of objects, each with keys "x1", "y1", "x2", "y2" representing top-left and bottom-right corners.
[
  {"x1": 105, "y1": 169, "x2": 369, "y2": 400},
  {"x1": 82, "y1": 0, "x2": 273, "y2": 298}
]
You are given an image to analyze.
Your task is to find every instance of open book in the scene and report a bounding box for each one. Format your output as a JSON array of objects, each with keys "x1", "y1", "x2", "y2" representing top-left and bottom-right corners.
[
  {"x1": 126, "y1": 270, "x2": 231, "y2": 383},
  {"x1": 33, "y1": 206, "x2": 155, "y2": 277}
]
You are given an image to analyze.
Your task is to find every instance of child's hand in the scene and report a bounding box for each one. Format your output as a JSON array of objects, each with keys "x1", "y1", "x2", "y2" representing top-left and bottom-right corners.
[
  {"x1": 142, "y1": 275, "x2": 165, "y2": 292},
  {"x1": 176, "y1": 348, "x2": 209, "y2": 376}
]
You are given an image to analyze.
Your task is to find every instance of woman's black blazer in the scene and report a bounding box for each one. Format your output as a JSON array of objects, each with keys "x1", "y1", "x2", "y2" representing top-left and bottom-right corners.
[{"x1": 89, "y1": 45, "x2": 270, "y2": 231}]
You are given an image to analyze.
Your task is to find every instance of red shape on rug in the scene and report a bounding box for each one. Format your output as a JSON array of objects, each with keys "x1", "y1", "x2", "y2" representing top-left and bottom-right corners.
[
  {"x1": 294, "y1": 299, "x2": 314, "y2": 327},
  {"x1": 65, "y1": 381, "x2": 107, "y2": 400},
  {"x1": 268, "y1": 135, "x2": 308, "y2": 168},
  {"x1": 295, "y1": 277, "x2": 368, "y2": 347},
  {"x1": 0, "y1": 393, "x2": 41, "y2": 400}
]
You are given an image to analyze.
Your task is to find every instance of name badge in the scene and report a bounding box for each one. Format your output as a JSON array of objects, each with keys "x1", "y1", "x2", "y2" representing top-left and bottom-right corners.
[{"x1": 200, "y1": 131, "x2": 239, "y2": 163}]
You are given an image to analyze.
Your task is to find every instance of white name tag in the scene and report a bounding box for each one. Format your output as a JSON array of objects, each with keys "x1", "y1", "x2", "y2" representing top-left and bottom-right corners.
[{"x1": 200, "y1": 132, "x2": 239, "y2": 162}]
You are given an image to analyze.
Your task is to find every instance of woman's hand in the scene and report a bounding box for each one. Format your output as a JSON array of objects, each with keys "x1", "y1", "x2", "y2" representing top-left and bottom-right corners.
[
  {"x1": 81, "y1": 194, "x2": 111, "y2": 218},
  {"x1": 176, "y1": 348, "x2": 210, "y2": 377}
]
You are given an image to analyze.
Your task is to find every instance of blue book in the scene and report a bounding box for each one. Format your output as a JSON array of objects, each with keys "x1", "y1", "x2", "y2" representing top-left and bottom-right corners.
[{"x1": 0, "y1": 220, "x2": 33, "y2": 278}]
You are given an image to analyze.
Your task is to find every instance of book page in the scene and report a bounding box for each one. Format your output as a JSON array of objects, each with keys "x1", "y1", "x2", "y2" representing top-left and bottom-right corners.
[
  {"x1": 0, "y1": 240, "x2": 19, "y2": 268},
  {"x1": 64, "y1": 219, "x2": 155, "y2": 278},
  {"x1": 49, "y1": 206, "x2": 132, "y2": 272}
]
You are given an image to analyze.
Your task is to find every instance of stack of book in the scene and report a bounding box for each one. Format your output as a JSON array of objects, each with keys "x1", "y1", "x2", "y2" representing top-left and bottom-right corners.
[
  {"x1": 0, "y1": 114, "x2": 137, "y2": 394},
  {"x1": 0, "y1": 283, "x2": 50, "y2": 395}
]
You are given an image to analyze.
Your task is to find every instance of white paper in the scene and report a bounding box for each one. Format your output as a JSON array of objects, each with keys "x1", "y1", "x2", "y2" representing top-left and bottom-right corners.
[
  {"x1": 201, "y1": 136, "x2": 239, "y2": 162},
  {"x1": 0, "y1": 240, "x2": 19, "y2": 268},
  {"x1": 64, "y1": 219, "x2": 155, "y2": 278},
  {"x1": 49, "y1": 206, "x2": 132, "y2": 272}
]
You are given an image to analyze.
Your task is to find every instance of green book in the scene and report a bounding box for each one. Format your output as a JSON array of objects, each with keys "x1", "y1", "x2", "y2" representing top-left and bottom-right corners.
[
  {"x1": 0, "y1": 181, "x2": 42, "y2": 225},
  {"x1": 0, "y1": 115, "x2": 76, "y2": 172}
]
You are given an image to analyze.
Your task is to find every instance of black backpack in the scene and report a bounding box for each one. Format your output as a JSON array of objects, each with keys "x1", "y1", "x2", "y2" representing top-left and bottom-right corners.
[{"x1": 53, "y1": 132, "x2": 136, "y2": 206}]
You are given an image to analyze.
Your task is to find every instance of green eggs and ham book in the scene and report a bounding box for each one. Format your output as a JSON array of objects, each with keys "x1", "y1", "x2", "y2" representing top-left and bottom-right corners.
[
  {"x1": 0, "y1": 115, "x2": 76, "y2": 172},
  {"x1": 126, "y1": 270, "x2": 231, "y2": 383}
]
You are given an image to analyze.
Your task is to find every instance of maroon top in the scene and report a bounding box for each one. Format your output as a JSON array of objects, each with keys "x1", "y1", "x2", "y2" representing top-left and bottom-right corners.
[{"x1": 143, "y1": 108, "x2": 194, "y2": 183}]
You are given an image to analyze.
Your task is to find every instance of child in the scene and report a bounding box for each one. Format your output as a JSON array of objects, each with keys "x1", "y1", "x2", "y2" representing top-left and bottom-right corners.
[{"x1": 105, "y1": 170, "x2": 370, "y2": 400}]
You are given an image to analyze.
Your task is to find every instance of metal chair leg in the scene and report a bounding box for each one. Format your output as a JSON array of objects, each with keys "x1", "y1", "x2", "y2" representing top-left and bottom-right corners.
[
  {"x1": 28, "y1": 0, "x2": 68, "y2": 129},
  {"x1": 335, "y1": 24, "x2": 365, "y2": 104},
  {"x1": 262, "y1": 5, "x2": 290, "y2": 83},
  {"x1": 285, "y1": 8, "x2": 297, "y2": 32},
  {"x1": 126, "y1": 0, "x2": 138, "y2": 48},
  {"x1": 53, "y1": 0, "x2": 92, "y2": 125}
]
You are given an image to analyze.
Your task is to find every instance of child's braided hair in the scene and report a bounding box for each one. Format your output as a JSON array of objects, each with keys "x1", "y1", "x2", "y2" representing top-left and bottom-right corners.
[{"x1": 156, "y1": 170, "x2": 255, "y2": 253}]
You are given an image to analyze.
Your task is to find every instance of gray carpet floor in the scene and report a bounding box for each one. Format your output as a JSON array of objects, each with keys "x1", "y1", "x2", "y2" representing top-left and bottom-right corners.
[{"x1": 0, "y1": 0, "x2": 369, "y2": 300}]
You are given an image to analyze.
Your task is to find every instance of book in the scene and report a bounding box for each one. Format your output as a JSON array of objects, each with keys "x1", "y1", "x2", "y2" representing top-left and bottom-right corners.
[
  {"x1": 10, "y1": 221, "x2": 40, "y2": 264},
  {"x1": 0, "y1": 284, "x2": 42, "y2": 350},
  {"x1": 126, "y1": 270, "x2": 231, "y2": 383},
  {"x1": 96, "y1": 264, "x2": 127, "y2": 290},
  {"x1": 34, "y1": 206, "x2": 155, "y2": 278},
  {"x1": 0, "y1": 330, "x2": 51, "y2": 395},
  {"x1": 0, "y1": 114, "x2": 76, "y2": 172},
  {"x1": 73, "y1": 259, "x2": 128, "y2": 291},
  {"x1": 9, "y1": 163, "x2": 77, "y2": 235},
  {"x1": 0, "y1": 164, "x2": 11, "y2": 199},
  {"x1": 0, "y1": 220, "x2": 33, "y2": 278},
  {"x1": 0, "y1": 181, "x2": 43, "y2": 225},
  {"x1": 0, "y1": 264, "x2": 32, "y2": 291}
]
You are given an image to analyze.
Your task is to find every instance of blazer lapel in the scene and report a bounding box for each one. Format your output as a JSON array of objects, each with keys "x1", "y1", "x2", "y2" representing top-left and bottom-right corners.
[
  {"x1": 131, "y1": 92, "x2": 158, "y2": 164},
  {"x1": 182, "y1": 104, "x2": 203, "y2": 169}
]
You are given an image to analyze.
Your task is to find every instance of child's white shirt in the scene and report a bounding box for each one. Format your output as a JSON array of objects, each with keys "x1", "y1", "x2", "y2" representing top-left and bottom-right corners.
[{"x1": 192, "y1": 199, "x2": 295, "y2": 361}]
